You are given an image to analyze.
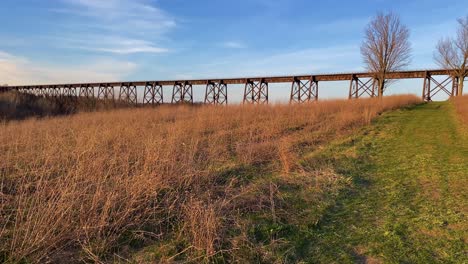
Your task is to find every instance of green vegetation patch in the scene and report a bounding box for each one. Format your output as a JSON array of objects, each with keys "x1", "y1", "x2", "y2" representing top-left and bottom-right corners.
[{"x1": 303, "y1": 102, "x2": 467, "y2": 263}]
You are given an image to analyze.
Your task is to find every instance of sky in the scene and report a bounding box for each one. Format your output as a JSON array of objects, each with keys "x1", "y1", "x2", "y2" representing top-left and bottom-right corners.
[{"x1": 0, "y1": 0, "x2": 467, "y2": 102}]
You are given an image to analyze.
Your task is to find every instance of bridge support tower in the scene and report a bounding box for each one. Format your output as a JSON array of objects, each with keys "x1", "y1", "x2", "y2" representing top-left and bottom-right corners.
[
  {"x1": 98, "y1": 84, "x2": 115, "y2": 101},
  {"x1": 243, "y1": 79, "x2": 268, "y2": 104},
  {"x1": 119, "y1": 83, "x2": 138, "y2": 105},
  {"x1": 143, "y1": 82, "x2": 163, "y2": 105},
  {"x1": 422, "y1": 73, "x2": 457, "y2": 101},
  {"x1": 290, "y1": 77, "x2": 318, "y2": 103},
  {"x1": 172, "y1": 81, "x2": 193, "y2": 104},
  {"x1": 349, "y1": 75, "x2": 378, "y2": 99},
  {"x1": 205, "y1": 81, "x2": 227, "y2": 105}
]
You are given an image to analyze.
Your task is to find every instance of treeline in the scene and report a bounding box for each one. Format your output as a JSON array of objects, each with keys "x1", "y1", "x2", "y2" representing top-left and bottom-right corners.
[{"x1": 0, "y1": 91, "x2": 137, "y2": 121}]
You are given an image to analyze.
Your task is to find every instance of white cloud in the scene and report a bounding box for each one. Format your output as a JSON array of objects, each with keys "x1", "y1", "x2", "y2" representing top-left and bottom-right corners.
[
  {"x1": 54, "y1": 36, "x2": 169, "y2": 54},
  {"x1": 0, "y1": 51, "x2": 137, "y2": 85},
  {"x1": 51, "y1": 0, "x2": 176, "y2": 54}
]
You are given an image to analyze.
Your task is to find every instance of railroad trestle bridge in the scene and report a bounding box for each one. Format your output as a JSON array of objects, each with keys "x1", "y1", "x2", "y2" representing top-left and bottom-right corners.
[{"x1": 0, "y1": 69, "x2": 463, "y2": 105}]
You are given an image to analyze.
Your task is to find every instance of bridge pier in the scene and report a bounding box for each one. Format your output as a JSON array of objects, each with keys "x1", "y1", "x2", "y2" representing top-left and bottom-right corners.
[
  {"x1": 348, "y1": 75, "x2": 377, "y2": 99},
  {"x1": 422, "y1": 73, "x2": 456, "y2": 101},
  {"x1": 98, "y1": 84, "x2": 115, "y2": 101},
  {"x1": 37, "y1": 87, "x2": 45, "y2": 97},
  {"x1": 290, "y1": 77, "x2": 318, "y2": 103},
  {"x1": 452, "y1": 76, "x2": 459, "y2": 97},
  {"x1": 172, "y1": 81, "x2": 193, "y2": 104},
  {"x1": 243, "y1": 79, "x2": 268, "y2": 104},
  {"x1": 143, "y1": 82, "x2": 163, "y2": 105},
  {"x1": 51, "y1": 86, "x2": 61, "y2": 97},
  {"x1": 63, "y1": 85, "x2": 77, "y2": 97},
  {"x1": 79, "y1": 85, "x2": 94, "y2": 98},
  {"x1": 205, "y1": 81, "x2": 227, "y2": 105},
  {"x1": 119, "y1": 83, "x2": 138, "y2": 105}
]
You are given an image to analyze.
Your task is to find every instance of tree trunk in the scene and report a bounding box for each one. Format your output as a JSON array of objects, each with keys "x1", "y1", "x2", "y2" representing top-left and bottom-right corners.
[
  {"x1": 459, "y1": 77, "x2": 464, "y2": 96},
  {"x1": 378, "y1": 79, "x2": 385, "y2": 98}
]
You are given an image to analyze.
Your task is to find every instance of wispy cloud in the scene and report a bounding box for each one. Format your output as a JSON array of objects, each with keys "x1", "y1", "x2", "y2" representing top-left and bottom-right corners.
[
  {"x1": 166, "y1": 44, "x2": 362, "y2": 79},
  {"x1": 51, "y1": 0, "x2": 176, "y2": 54},
  {"x1": 0, "y1": 51, "x2": 137, "y2": 85},
  {"x1": 223, "y1": 41, "x2": 247, "y2": 49},
  {"x1": 52, "y1": 36, "x2": 169, "y2": 54}
]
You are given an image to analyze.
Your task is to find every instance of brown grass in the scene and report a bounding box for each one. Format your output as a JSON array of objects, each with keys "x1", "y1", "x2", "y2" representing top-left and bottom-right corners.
[
  {"x1": 452, "y1": 95, "x2": 468, "y2": 127},
  {"x1": 0, "y1": 95, "x2": 420, "y2": 263}
]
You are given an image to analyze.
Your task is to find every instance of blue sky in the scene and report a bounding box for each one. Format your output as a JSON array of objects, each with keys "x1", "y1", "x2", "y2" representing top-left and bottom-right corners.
[{"x1": 0, "y1": 0, "x2": 467, "y2": 101}]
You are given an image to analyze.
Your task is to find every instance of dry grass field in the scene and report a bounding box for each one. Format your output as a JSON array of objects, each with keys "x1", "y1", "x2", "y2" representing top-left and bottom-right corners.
[
  {"x1": 0, "y1": 95, "x2": 421, "y2": 262},
  {"x1": 453, "y1": 95, "x2": 468, "y2": 126}
]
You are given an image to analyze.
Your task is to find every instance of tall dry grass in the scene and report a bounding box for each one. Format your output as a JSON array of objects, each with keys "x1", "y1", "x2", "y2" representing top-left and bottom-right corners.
[
  {"x1": 0, "y1": 95, "x2": 420, "y2": 263},
  {"x1": 452, "y1": 95, "x2": 468, "y2": 126}
]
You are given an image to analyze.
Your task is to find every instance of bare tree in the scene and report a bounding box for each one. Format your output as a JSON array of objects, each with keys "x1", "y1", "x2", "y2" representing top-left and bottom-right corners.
[
  {"x1": 434, "y1": 15, "x2": 468, "y2": 96},
  {"x1": 361, "y1": 12, "x2": 412, "y2": 97}
]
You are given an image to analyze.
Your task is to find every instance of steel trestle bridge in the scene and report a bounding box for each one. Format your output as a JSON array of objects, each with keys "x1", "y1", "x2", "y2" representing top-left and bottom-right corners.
[{"x1": 0, "y1": 69, "x2": 463, "y2": 104}]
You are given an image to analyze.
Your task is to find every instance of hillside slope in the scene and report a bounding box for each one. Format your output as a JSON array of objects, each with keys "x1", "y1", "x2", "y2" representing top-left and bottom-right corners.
[{"x1": 305, "y1": 101, "x2": 467, "y2": 263}]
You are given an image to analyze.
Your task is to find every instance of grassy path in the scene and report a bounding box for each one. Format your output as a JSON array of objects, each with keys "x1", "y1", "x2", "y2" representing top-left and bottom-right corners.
[{"x1": 305, "y1": 102, "x2": 467, "y2": 263}]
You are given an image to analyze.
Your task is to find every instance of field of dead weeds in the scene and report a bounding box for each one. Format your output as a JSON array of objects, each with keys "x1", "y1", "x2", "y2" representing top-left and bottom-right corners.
[
  {"x1": 0, "y1": 95, "x2": 420, "y2": 263},
  {"x1": 452, "y1": 95, "x2": 468, "y2": 127}
]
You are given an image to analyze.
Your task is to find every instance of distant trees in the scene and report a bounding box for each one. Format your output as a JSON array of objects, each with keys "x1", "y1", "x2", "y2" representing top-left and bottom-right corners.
[
  {"x1": 361, "y1": 12, "x2": 412, "y2": 97},
  {"x1": 434, "y1": 15, "x2": 468, "y2": 96}
]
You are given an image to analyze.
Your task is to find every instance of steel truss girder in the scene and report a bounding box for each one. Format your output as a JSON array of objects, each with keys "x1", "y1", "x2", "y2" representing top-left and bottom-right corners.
[
  {"x1": 243, "y1": 79, "x2": 268, "y2": 104},
  {"x1": 172, "y1": 81, "x2": 193, "y2": 104},
  {"x1": 205, "y1": 81, "x2": 227, "y2": 105},
  {"x1": 79, "y1": 85, "x2": 94, "y2": 98},
  {"x1": 349, "y1": 76, "x2": 377, "y2": 99},
  {"x1": 143, "y1": 82, "x2": 163, "y2": 105},
  {"x1": 422, "y1": 74, "x2": 457, "y2": 101},
  {"x1": 98, "y1": 84, "x2": 115, "y2": 100},
  {"x1": 119, "y1": 83, "x2": 138, "y2": 105},
  {"x1": 290, "y1": 77, "x2": 318, "y2": 103}
]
